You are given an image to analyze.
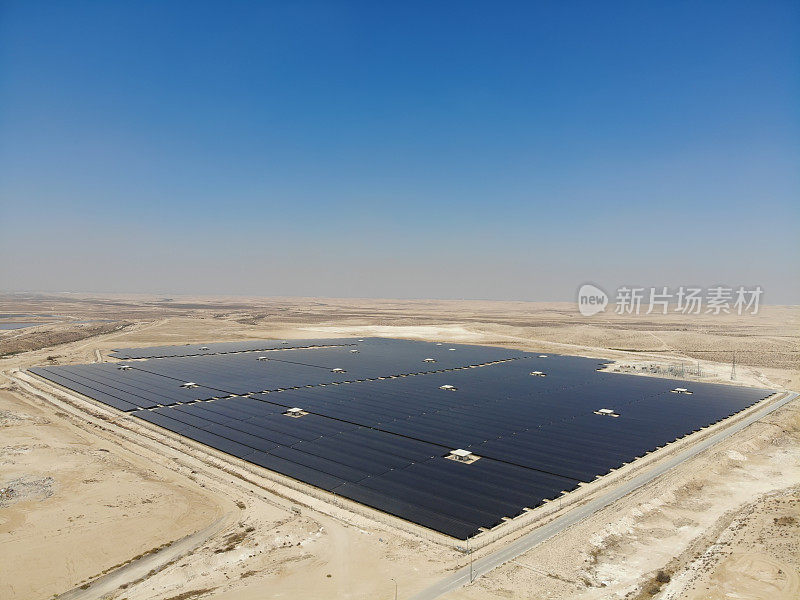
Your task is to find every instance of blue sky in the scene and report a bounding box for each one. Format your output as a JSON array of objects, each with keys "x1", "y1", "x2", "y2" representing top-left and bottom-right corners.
[{"x1": 1, "y1": 1, "x2": 798, "y2": 302}]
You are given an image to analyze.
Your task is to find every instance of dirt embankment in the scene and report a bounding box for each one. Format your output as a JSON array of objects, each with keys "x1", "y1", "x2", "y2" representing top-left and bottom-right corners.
[
  {"x1": 0, "y1": 385, "x2": 226, "y2": 600},
  {"x1": 0, "y1": 321, "x2": 132, "y2": 358}
]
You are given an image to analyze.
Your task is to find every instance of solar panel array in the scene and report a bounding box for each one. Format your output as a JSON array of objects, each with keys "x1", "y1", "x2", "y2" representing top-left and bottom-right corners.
[
  {"x1": 29, "y1": 338, "x2": 774, "y2": 539},
  {"x1": 108, "y1": 338, "x2": 356, "y2": 359}
]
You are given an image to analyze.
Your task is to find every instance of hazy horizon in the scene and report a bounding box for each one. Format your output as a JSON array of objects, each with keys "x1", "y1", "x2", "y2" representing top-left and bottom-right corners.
[
  {"x1": 2, "y1": 2, "x2": 798, "y2": 303},
  {"x1": 2, "y1": 289, "x2": 799, "y2": 310}
]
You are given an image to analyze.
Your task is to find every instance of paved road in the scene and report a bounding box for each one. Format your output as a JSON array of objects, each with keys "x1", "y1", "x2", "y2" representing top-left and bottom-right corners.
[{"x1": 410, "y1": 391, "x2": 798, "y2": 600}]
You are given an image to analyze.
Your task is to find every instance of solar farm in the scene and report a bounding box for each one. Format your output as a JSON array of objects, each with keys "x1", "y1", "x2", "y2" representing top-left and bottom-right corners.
[{"x1": 29, "y1": 338, "x2": 774, "y2": 540}]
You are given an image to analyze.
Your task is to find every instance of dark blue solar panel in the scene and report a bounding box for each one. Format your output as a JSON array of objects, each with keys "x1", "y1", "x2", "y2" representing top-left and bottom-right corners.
[
  {"x1": 28, "y1": 338, "x2": 775, "y2": 539},
  {"x1": 109, "y1": 338, "x2": 357, "y2": 359}
]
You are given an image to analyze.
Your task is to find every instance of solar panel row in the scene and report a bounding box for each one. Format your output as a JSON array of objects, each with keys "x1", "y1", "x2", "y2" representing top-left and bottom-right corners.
[
  {"x1": 29, "y1": 338, "x2": 774, "y2": 539},
  {"x1": 109, "y1": 338, "x2": 357, "y2": 359},
  {"x1": 128, "y1": 395, "x2": 576, "y2": 539}
]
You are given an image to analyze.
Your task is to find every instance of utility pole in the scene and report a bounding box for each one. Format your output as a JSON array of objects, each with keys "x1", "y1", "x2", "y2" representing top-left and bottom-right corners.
[
  {"x1": 731, "y1": 351, "x2": 736, "y2": 380},
  {"x1": 390, "y1": 577, "x2": 397, "y2": 600},
  {"x1": 468, "y1": 538, "x2": 474, "y2": 583}
]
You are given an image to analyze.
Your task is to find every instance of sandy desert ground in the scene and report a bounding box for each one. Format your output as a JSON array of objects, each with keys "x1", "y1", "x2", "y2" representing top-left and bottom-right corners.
[{"x1": 0, "y1": 292, "x2": 797, "y2": 600}]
